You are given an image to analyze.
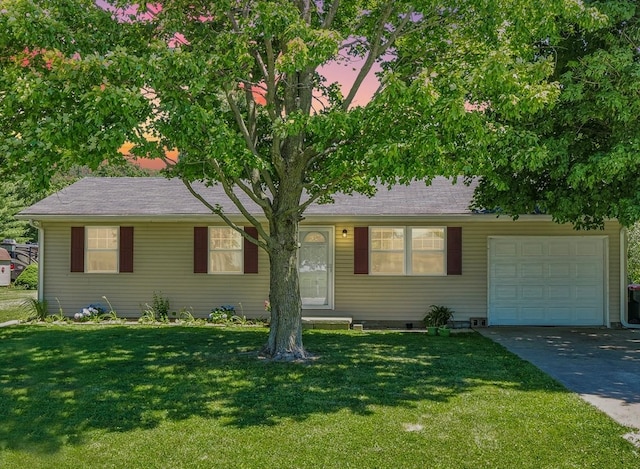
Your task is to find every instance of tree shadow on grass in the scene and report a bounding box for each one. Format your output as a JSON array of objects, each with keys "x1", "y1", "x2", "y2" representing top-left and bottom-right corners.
[{"x1": 0, "y1": 326, "x2": 563, "y2": 454}]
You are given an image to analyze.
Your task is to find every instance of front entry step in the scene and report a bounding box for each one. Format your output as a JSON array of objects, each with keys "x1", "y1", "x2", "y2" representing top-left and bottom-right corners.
[{"x1": 302, "y1": 317, "x2": 352, "y2": 330}]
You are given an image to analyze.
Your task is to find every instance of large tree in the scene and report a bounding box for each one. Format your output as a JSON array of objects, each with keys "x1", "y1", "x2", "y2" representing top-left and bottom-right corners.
[
  {"x1": 466, "y1": 1, "x2": 640, "y2": 229},
  {"x1": 0, "y1": 0, "x2": 621, "y2": 359}
]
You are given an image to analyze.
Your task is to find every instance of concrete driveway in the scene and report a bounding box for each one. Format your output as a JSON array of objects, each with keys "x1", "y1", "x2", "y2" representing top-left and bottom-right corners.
[{"x1": 477, "y1": 327, "x2": 640, "y2": 441}]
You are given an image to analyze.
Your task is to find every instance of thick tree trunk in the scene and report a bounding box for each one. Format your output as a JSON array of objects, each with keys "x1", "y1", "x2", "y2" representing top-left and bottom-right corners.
[{"x1": 262, "y1": 211, "x2": 306, "y2": 360}]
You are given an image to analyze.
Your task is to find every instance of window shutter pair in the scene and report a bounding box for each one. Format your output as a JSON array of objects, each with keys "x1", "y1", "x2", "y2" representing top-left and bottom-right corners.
[
  {"x1": 70, "y1": 226, "x2": 134, "y2": 273},
  {"x1": 194, "y1": 226, "x2": 259, "y2": 274},
  {"x1": 353, "y1": 226, "x2": 462, "y2": 275}
]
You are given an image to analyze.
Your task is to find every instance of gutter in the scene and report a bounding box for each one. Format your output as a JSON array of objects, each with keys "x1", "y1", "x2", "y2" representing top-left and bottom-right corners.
[{"x1": 27, "y1": 220, "x2": 44, "y2": 304}]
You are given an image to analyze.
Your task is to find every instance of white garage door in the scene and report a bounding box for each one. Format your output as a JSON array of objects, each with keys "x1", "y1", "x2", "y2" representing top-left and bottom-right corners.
[{"x1": 488, "y1": 236, "x2": 606, "y2": 326}]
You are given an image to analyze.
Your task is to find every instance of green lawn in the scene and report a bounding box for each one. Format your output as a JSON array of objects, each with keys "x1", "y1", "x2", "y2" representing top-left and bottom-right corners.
[
  {"x1": 0, "y1": 288, "x2": 36, "y2": 322},
  {"x1": 0, "y1": 326, "x2": 637, "y2": 468}
]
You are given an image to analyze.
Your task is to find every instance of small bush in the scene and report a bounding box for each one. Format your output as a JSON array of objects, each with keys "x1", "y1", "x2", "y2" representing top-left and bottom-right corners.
[
  {"x1": 151, "y1": 291, "x2": 170, "y2": 321},
  {"x1": 423, "y1": 304, "x2": 455, "y2": 327},
  {"x1": 138, "y1": 292, "x2": 171, "y2": 324},
  {"x1": 15, "y1": 264, "x2": 38, "y2": 290},
  {"x1": 74, "y1": 304, "x2": 105, "y2": 322},
  {"x1": 22, "y1": 298, "x2": 48, "y2": 321},
  {"x1": 208, "y1": 304, "x2": 238, "y2": 324}
]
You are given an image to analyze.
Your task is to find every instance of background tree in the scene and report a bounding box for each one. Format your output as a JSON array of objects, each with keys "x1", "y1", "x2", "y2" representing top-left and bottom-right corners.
[
  {"x1": 628, "y1": 224, "x2": 640, "y2": 283},
  {"x1": 0, "y1": 0, "x2": 622, "y2": 359},
  {"x1": 467, "y1": 1, "x2": 639, "y2": 229},
  {"x1": 0, "y1": 180, "x2": 33, "y2": 242},
  {"x1": 0, "y1": 162, "x2": 152, "y2": 243}
]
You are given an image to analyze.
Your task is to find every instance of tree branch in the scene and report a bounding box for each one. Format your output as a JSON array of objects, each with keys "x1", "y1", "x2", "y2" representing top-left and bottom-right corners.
[
  {"x1": 182, "y1": 179, "x2": 269, "y2": 250},
  {"x1": 224, "y1": 86, "x2": 258, "y2": 156},
  {"x1": 321, "y1": 0, "x2": 341, "y2": 29},
  {"x1": 342, "y1": 3, "x2": 415, "y2": 110}
]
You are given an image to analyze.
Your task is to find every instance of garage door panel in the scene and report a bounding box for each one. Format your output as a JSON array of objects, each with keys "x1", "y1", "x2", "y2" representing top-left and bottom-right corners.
[
  {"x1": 522, "y1": 242, "x2": 544, "y2": 256},
  {"x1": 548, "y1": 264, "x2": 571, "y2": 278},
  {"x1": 493, "y1": 263, "x2": 517, "y2": 278},
  {"x1": 577, "y1": 307, "x2": 603, "y2": 324},
  {"x1": 548, "y1": 285, "x2": 570, "y2": 300},
  {"x1": 546, "y1": 306, "x2": 573, "y2": 317},
  {"x1": 577, "y1": 241, "x2": 601, "y2": 256},
  {"x1": 489, "y1": 237, "x2": 605, "y2": 326},
  {"x1": 576, "y1": 264, "x2": 600, "y2": 278},
  {"x1": 575, "y1": 285, "x2": 599, "y2": 300},
  {"x1": 494, "y1": 242, "x2": 518, "y2": 257},
  {"x1": 494, "y1": 285, "x2": 518, "y2": 300},
  {"x1": 520, "y1": 307, "x2": 547, "y2": 322},
  {"x1": 548, "y1": 241, "x2": 571, "y2": 256},
  {"x1": 522, "y1": 285, "x2": 544, "y2": 299},
  {"x1": 521, "y1": 264, "x2": 544, "y2": 278}
]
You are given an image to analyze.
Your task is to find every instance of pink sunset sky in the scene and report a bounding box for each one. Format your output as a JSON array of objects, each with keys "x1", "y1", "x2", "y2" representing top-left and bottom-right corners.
[{"x1": 95, "y1": 1, "x2": 381, "y2": 168}]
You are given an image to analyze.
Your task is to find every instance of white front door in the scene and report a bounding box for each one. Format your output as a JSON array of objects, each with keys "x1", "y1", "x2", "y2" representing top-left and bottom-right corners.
[
  {"x1": 299, "y1": 227, "x2": 334, "y2": 309},
  {"x1": 488, "y1": 236, "x2": 607, "y2": 326}
]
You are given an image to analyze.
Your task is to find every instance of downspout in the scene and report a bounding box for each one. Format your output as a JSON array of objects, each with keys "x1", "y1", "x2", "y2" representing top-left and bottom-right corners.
[
  {"x1": 28, "y1": 220, "x2": 44, "y2": 304},
  {"x1": 620, "y1": 227, "x2": 639, "y2": 328}
]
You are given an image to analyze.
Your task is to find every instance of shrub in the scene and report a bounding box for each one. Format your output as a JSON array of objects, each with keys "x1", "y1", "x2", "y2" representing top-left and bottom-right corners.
[
  {"x1": 151, "y1": 291, "x2": 170, "y2": 321},
  {"x1": 423, "y1": 305, "x2": 455, "y2": 328},
  {"x1": 208, "y1": 305, "x2": 240, "y2": 324},
  {"x1": 14, "y1": 263, "x2": 38, "y2": 290},
  {"x1": 22, "y1": 298, "x2": 48, "y2": 321},
  {"x1": 74, "y1": 304, "x2": 105, "y2": 322}
]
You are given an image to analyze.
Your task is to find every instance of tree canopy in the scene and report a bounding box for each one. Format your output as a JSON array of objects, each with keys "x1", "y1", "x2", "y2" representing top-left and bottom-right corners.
[
  {"x1": 468, "y1": 2, "x2": 640, "y2": 228},
  {"x1": 1, "y1": 0, "x2": 637, "y2": 358}
]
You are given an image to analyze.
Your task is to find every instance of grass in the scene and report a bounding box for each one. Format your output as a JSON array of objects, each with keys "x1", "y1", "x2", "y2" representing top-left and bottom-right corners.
[
  {"x1": 0, "y1": 287, "x2": 36, "y2": 322},
  {"x1": 0, "y1": 326, "x2": 638, "y2": 468}
]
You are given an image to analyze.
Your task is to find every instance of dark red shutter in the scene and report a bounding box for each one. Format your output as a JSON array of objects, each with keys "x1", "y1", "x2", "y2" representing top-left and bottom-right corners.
[
  {"x1": 119, "y1": 227, "x2": 134, "y2": 273},
  {"x1": 193, "y1": 227, "x2": 208, "y2": 274},
  {"x1": 447, "y1": 227, "x2": 462, "y2": 275},
  {"x1": 70, "y1": 227, "x2": 85, "y2": 272},
  {"x1": 243, "y1": 226, "x2": 259, "y2": 274},
  {"x1": 354, "y1": 227, "x2": 369, "y2": 274}
]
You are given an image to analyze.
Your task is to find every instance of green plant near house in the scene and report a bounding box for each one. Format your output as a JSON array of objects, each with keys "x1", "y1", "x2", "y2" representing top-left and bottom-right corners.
[
  {"x1": 14, "y1": 263, "x2": 38, "y2": 290},
  {"x1": 138, "y1": 307, "x2": 157, "y2": 324},
  {"x1": 424, "y1": 305, "x2": 455, "y2": 328},
  {"x1": 175, "y1": 308, "x2": 205, "y2": 326},
  {"x1": 100, "y1": 296, "x2": 120, "y2": 321},
  {"x1": 151, "y1": 291, "x2": 170, "y2": 321},
  {"x1": 46, "y1": 310, "x2": 67, "y2": 323},
  {"x1": 22, "y1": 297, "x2": 48, "y2": 321},
  {"x1": 208, "y1": 305, "x2": 241, "y2": 324}
]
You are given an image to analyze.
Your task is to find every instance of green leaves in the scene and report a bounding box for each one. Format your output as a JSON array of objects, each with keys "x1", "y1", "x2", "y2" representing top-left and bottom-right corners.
[
  {"x1": 2, "y1": 0, "x2": 640, "y2": 229},
  {"x1": 465, "y1": 1, "x2": 640, "y2": 228}
]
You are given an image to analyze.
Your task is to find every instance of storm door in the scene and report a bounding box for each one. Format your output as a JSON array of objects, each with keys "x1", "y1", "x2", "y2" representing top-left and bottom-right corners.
[{"x1": 298, "y1": 227, "x2": 334, "y2": 308}]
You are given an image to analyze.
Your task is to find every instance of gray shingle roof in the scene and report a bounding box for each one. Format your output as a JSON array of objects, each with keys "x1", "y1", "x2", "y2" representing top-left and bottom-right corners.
[{"x1": 18, "y1": 176, "x2": 477, "y2": 218}]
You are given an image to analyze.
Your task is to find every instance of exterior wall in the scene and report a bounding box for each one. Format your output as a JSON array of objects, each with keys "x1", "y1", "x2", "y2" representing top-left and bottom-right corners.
[
  {"x1": 331, "y1": 219, "x2": 622, "y2": 326},
  {"x1": 40, "y1": 218, "x2": 622, "y2": 325},
  {"x1": 41, "y1": 222, "x2": 270, "y2": 318}
]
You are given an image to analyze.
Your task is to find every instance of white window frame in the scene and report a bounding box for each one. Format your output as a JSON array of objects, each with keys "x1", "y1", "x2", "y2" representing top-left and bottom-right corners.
[
  {"x1": 209, "y1": 226, "x2": 243, "y2": 274},
  {"x1": 85, "y1": 226, "x2": 119, "y2": 273},
  {"x1": 369, "y1": 226, "x2": 447, "y2": 276}
]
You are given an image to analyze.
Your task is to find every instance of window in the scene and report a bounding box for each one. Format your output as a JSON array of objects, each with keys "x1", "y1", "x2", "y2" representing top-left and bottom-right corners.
[
  {"x1": 410, "y1": 228, "x2": 445, "y2": 274},
  {"x1": 209, "y1": 227, "x2": 243, "y2": 273},
  {"x1": 370, "y1": 227, "x2": 446, "y2": 275},
  {"x1": 370, "y1": 228, "x2": 405, "y2": 274},
  {"x1": 86, "y1": 227, "x2": 118, "y2": 273}
]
